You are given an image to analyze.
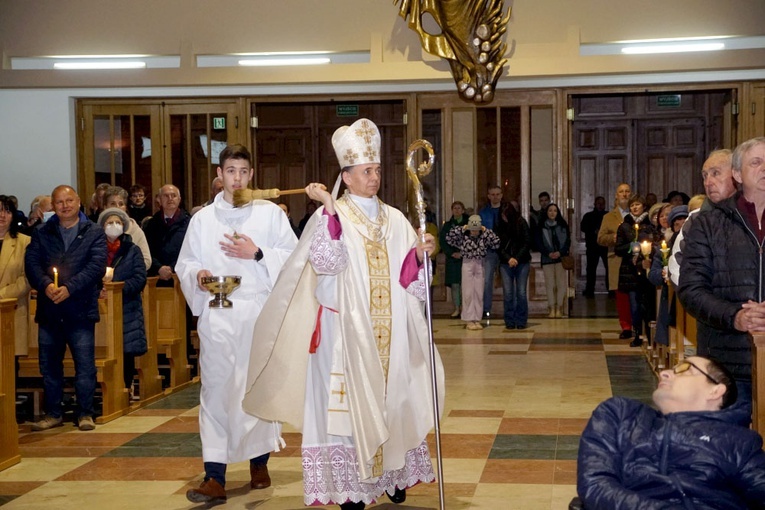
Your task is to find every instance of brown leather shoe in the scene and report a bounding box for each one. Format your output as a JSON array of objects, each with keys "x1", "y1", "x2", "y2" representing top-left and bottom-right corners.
[
  {"x1": 250, "y1": 463, "x2": 271, "y2": 489},
  {"x1": 186, "y1": 478, "x2": 226, "y2": 503}
]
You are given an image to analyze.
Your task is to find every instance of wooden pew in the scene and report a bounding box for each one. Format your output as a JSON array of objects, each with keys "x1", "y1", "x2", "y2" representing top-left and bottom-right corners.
[
  {"x1": 18, "y1": 282, "x2": 129, "y2": 424},
  {"x1": 155, "y1": 275, "x2": 191, "y2": 392},
  {"x1": 750, "y1": 332, "x2": 765, "y2": 436},
  {"x1": 667, "y1": 283, "x2": 696, "y2": 368},
  {"x1": 0, "y1": 298, "x2": 20, "y2": 471},
  {"x1": 134, "y1": 277, "x2": 163, "y2": 408}
]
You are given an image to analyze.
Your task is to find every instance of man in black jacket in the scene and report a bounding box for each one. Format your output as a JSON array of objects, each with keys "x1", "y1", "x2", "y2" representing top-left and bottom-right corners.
[
  {"x1": 580, "y1": 196, "x2": 608, "y2": 297},
  {"x1": 577, "y1": 356, "x2": 765, "y2": 509},
  {"x1": 142, "y1": 184, "x2": 191, "y2": 287},
  {"x1": 25, "y1": 185, "x2": 107, "y2": 432},
  {"x1": 678, "y1": 137, "x2": 765, "y2": 417}
]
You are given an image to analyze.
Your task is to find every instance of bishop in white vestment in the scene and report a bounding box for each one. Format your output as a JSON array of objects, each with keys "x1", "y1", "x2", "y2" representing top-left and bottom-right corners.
[{"x1": 244, "y1": 119, "x2": 444, "y2": 509}]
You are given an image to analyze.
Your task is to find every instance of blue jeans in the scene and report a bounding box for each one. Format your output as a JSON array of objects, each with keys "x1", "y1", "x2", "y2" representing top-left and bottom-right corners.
[
  {"x1": 500, "y1": 262, "x2": 530, "y2": 327},
  {"x1": 483, "y1": 250, "x2": 499, "y2": 315},
  {"x1": 38, "y1": 322, "x2": 97, "y2": 419}
]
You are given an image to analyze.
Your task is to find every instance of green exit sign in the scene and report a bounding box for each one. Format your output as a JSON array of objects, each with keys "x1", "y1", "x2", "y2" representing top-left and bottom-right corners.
[
  {"x1": 657, "y1": 95, "x2": 681, "y2": 107},
  {"x1": 336, "y1": 105, "x2": 359, "y2": 117},
  {"x1": 213, "y1": 117, "x2": 226, "y2": 129}
]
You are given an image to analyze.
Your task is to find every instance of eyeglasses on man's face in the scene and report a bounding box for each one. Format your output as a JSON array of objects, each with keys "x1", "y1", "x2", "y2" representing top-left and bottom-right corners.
[{"x1": 672, "y1": 360, "x2": 720, "y2": 385}]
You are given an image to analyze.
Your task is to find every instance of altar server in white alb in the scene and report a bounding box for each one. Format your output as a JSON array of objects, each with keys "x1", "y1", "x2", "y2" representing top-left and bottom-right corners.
[
  {"x1": 244, "y1": 118, "x2": 444, "y2": 510},
  {"x1": 175, "y1": 144, "x2": 297, "y2": 504}
]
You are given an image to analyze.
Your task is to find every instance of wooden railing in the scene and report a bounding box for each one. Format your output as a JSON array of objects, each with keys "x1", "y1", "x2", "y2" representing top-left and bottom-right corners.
[
  {"x1": 136, "y1": 277, "x2": 163, "y2": 407},
  {"x1": 154, "y1": 275, "x2": 191, "y2": 391},
  {"x1": 0, "y1": 298, "x2": 20, "y2": 471},
  {"x1": 750, "y1": 332, "x2": 765, "y2": 436}
]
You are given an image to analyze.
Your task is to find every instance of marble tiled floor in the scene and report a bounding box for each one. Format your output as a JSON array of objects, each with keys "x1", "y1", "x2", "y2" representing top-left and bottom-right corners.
[{"x1": 0, "y1": 317, "x2": 656, "y2": 509}]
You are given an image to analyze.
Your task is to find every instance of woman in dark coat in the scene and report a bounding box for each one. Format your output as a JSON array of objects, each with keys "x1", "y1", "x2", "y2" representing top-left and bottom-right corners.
[
  {"x1": 439, "y1": 201, "x2": 468, "y2": 318},
  {"x1": 615, "y1": 195, "x2": 659, "y2": 346},
  {"x1": 535, "y1": 203, "x2": 571, "y2": 318},
  {"x1": 98, "y1": 208, "x2": 148, "y2": 390},
  {"x1": 496, "y1": 202, "x2": 532, "y2": 329}
]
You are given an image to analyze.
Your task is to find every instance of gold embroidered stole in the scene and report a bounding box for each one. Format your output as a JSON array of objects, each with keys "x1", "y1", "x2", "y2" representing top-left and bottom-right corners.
[{"x1": 337, "y1": 193, "x2": 391, "y2": 476}]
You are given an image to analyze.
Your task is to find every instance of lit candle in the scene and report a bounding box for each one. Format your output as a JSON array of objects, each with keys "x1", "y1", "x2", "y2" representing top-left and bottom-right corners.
[
  {"x1": 641, "y1": 240, "x2": 652, "y2": 257},
  {"x1": 53, "y1": 267, "x2": 58, "y2": 288},
  {"x1": 660, "y1": 239, "x2": 670, "y2": 266},
  {"x1": 633, "y1": 223, "x2": 639, "y2": 242},
  {"x1": 661, "y1": 240, "x2": 667, "y2": 251}
]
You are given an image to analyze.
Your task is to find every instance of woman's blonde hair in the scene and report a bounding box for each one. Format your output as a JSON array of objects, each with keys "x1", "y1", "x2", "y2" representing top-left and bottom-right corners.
[{"x1": 688, "y1": 194, "x2": 706, "y2": 212}]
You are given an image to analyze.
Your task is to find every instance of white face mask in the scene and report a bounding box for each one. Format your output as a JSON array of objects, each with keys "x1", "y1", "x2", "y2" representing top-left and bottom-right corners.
[{"x1": 104, "y1": 223, "x2": 123, "y2": 240}]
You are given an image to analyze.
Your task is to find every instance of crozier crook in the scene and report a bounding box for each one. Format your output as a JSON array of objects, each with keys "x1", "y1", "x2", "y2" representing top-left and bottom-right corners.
[{"x1": 404, "y1": 138, "x2": 445, "y2": 510}]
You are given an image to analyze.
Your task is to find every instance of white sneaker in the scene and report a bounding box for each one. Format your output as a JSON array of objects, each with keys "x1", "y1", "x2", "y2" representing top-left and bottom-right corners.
[
  {"x1": 78, "y1": 416, "x2": 96, "y2": 431},
  {"x1": 31, "y1": 415, "x2": 63, "y2": 431},
  {"x1": 450, "y1": 308, "x2": 461, "y2": 318}
]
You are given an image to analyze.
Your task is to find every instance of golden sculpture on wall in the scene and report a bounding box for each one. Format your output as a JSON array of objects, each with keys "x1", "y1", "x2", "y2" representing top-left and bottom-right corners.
[{"x1": 395, "y1": 0, "x2": 510, "y2": 104}]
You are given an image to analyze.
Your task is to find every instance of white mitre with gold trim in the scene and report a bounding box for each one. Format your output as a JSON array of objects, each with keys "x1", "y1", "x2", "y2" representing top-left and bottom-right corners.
[{"x1": 332, "y1": 118, "x2": 381, "y2": 169}]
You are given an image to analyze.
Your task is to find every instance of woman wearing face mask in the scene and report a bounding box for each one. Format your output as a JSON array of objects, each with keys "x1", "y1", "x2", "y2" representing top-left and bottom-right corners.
[{"x1": 97, "y1": 208, "x2": 148, "y2": 395}]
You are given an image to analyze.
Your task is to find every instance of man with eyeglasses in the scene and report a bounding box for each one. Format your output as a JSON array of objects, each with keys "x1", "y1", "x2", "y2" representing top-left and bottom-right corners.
[
  {"x1": 577, "y1": 356, "x2": 765, "y2": 509},
  {"x1": 127, "y1": 183, "x2": 152, "y2": 223}
]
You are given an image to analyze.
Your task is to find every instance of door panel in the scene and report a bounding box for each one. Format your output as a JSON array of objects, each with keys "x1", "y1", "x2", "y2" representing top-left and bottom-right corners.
[
  {"x1": 256, "y1": 128, "x2": 311, "y2": 221},
  {"x1": 80, "y1": 104, "x2": 162, "y2": 209},
  {"x1": 163, "y1": 103, "x2": 238, "y2": 211},
  {"x1": 573, "y1": 120, "x2": 633, "y2": 226},
  {"x1": 636, "y1": 118, "x2": 705, "y2": 200}
]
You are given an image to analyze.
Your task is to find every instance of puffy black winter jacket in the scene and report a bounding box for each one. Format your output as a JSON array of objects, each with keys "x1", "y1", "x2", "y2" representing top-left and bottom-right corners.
[
  {"x1": 678, "y1": 192, "x2": 763, "y2": 381},
  {"x1": 25, "y1": 212, "x2": 107, "y2": 325},
  {"x1": 109, "y1": 235, "x2": 148, "y2": 356},
  {"x1": 577, "y1": 397, "x2": 765, "y2": 509}
]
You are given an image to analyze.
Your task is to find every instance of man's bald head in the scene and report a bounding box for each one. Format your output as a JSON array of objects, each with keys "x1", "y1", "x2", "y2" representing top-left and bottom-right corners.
[{"x1": 159, "y1": 184, "x2": 181, "y2": 216}]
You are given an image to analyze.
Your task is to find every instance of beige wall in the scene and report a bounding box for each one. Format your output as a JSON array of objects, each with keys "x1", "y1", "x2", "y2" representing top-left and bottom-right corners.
[{"x1": 1, "y1": 0, "x2": 764, "y2": 88}]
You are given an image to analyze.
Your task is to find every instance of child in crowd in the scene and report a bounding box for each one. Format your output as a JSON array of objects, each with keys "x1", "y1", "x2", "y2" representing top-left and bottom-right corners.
[{"x1": 447, "y1": 215, "x2": 500, "y2": 330}]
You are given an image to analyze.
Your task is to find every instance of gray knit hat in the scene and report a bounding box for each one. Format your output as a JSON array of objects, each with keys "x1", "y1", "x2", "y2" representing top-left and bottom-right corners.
[{"x1": 98, "y1": 207, "x2": 130, "y2": 229}]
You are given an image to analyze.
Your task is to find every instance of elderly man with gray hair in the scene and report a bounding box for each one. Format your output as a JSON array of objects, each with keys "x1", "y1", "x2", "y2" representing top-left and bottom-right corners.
[
  {"x1": 678, "y1": 137, "x2": 765, "y2": 418},
  {"x1": 668, "y1": 148, "x2": 737, "y2": 286}
]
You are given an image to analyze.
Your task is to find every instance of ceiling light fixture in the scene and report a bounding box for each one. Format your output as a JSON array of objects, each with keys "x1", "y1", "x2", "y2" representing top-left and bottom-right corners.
[
  {"x1": 53, "y1": 61, "x2": 147, "y2": 70},
  {"x1": 238, "y1": 57, "x2": 331, "y2": 67},
  {"x1": 580, "y1": 35, "x2": 765, "y2": 56},
  {"x1": 196, "y1": 51, "x2": 370, "y2": 68},
  {"x1": 10, "y1": 55, "x2": 180, "y2": 70},
  {"x1": 621, "y1": 42, "x2": 725, "y2": 55}
]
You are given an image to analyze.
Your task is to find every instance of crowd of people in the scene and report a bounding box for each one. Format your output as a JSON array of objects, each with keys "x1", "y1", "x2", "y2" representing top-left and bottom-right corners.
[
  {"x1": 4, "y1": 129, "x2": 765, "y2": 508},
  {"x1": 438, "y1": 186, "x2": 572, "y2": 330}
]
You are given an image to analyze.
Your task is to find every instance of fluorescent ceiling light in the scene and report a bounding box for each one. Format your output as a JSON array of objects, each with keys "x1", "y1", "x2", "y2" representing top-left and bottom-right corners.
[
  {"x1": 10, "y1": 55, "x2": 180, "y2": 70},
  {"x1": 621, "y1": 42, "x2": 725, "y2": 55},
  {"x1": 197, "y1": 51, "x2": 369, "y2": 68},
  {"x1": 581, "y1": 35, "x2": 765, "y2": 56},
  {"x1": 238, "y1": 57, "x2": 330, "y2": 66},
  {"x1": 54, "y1": 61, "x2": 147, "y2": 70}
]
